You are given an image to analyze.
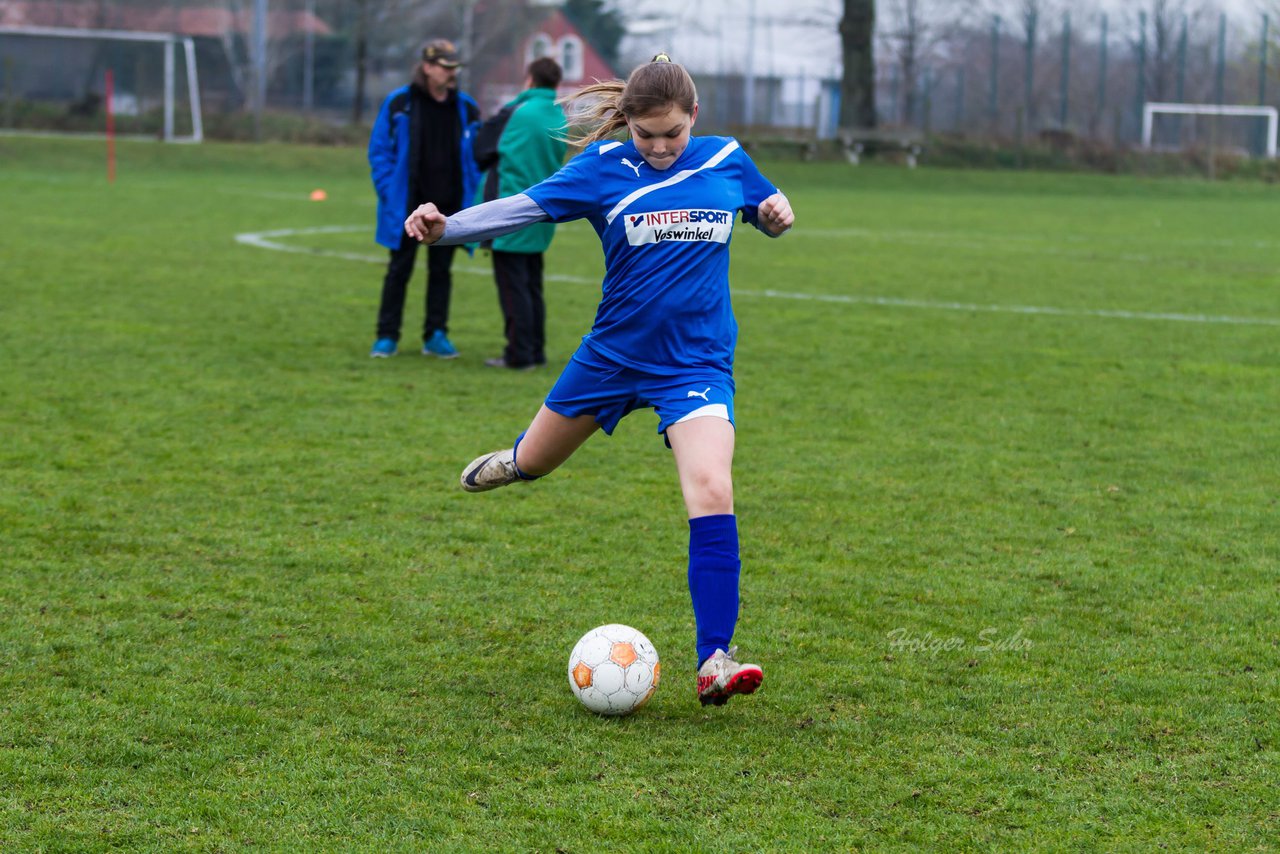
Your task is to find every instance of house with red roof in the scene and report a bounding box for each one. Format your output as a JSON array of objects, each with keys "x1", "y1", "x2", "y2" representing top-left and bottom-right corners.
[{"x1": 474, "y1": 5, "x2": 617, "y2": 117}]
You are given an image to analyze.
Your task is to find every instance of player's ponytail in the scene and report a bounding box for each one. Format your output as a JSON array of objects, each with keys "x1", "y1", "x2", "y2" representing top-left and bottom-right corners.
[{"x1": 562, "y1": 54, "x2": 698, "y2": 147}]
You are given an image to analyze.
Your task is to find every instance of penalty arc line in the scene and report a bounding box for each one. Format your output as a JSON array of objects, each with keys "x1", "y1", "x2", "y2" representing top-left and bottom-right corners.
[
  {"x1": 233, "y1": 225, "x2": 1280, "y2": 328},
  {"x1": 234, "y1": 225, "x2": 591, "y2": 284}
]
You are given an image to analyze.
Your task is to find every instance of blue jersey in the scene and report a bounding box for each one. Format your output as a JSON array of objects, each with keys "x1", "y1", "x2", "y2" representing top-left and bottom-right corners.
[{"x1": 524, "y1": 135, "x2": 778, "y2": 373}]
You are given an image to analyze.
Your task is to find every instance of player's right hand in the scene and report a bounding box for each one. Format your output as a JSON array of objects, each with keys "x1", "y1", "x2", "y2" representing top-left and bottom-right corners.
[{"x1": 405, "y1": 203, "x2": 446, "y2": 244}]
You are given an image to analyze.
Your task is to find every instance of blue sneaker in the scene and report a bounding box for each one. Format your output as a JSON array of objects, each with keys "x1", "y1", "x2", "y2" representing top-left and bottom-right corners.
[
  {"x1": 370, "y1": 338, "x2": 397, "y2": 358},
  {"x1": 423, "y1": 330, "x2": 458, "y2": 359}
]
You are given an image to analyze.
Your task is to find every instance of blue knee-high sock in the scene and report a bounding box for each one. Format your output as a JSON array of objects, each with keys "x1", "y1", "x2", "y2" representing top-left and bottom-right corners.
[
  {"x1": 688, "y1": 514, "x2": 740, "y2": 668},
  {"x1": 512, "y1": 431, "x2": 541, "y2": 481}
]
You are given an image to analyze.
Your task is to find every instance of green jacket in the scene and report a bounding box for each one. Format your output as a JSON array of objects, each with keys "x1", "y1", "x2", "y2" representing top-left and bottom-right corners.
[{"x1": 477, "y1": 87, "x2": 567, "y2": 254}]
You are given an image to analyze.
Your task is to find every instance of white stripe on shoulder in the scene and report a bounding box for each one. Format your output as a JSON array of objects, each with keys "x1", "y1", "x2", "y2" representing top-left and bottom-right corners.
[
  {"x1": 599, "y1": 141, "x2": 624, "y2": 154},
  {"x1": 604, "y1": 139, "x2": 740, "y2": 225}
]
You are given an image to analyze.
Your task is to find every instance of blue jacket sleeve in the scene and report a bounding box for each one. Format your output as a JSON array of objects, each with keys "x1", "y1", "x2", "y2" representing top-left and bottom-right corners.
[{"x1": 368, "y1": 97, "x2": 396, "y2": 200}]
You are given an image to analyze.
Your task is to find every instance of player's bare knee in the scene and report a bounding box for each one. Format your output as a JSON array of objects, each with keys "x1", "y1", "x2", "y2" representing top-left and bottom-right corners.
[{"x1": 686, "y1": 471, "x2": 733, "y2": 513}]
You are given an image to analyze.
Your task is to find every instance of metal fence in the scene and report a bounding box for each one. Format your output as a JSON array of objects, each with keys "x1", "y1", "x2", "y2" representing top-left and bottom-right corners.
[
  {"x1": 0, "y1": 1, "x2": 1274, "y2": 156},
  {"x1": 872, "y1": 8, "x2": 1276, "y2": 155}
]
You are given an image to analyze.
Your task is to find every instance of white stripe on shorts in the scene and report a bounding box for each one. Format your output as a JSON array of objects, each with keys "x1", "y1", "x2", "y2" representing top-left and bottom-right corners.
[{"x1": 674, "y1": 403, "x2": 730, "y2": 425}]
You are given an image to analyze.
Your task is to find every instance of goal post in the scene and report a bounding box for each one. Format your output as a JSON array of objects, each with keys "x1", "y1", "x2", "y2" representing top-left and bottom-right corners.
[
  {"x1": 0, "y1": 24, "x2": 203, "y2": 143},
  {"x1": 1142, "y1": 102, "x2": 1277, "y2": 158}
]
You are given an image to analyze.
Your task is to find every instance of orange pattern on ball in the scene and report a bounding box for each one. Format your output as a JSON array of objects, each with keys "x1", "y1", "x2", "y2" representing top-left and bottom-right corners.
[{"x1": 609, "y1": 642, "x2": 637, "y2": 667}]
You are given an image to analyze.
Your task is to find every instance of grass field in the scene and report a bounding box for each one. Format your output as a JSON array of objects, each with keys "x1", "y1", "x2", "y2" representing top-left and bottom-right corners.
[{"x1": 1, "y1": 135, "x2": 1277, "y2": 851}]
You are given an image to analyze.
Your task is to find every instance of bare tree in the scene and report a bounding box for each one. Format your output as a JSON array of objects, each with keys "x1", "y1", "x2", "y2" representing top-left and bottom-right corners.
[
  {"x1": 217, "y1": 0, "x2": 252, "y2": 109},
  {"x1": 345, "y1": 0, "x2": 539, "y2": 123},
  {"x1": 880, "y1": 0, "x2": 978, "y2": 127},
  {"x1": 1145, "y1": 0, "x2": 1216, "y2": 102},
  {"x1": 1271, "y1": 1, "x2": 1280, "y2": 71},
  {"x1": 462, "y1": 0, "x2": 547, "y2": 93},
  {"x1": 215, "y1": 0, "x2": 321, "y2": 113},
  {"x1": 882, "y1": 0, "x2": 923, "y2": 124},
  {"x1": 1150, "y1": 0, "x2": 1176, "y2": 100},
  {"x1": 349, "y1": 0, "x2": 469, "y2": 124},
  {"x1": 840, "y1": 0, "x2": 877, "y2": 130},
  {"x1": 351, "y1": 0, "x2": 370, "y2": 122},
  {"x1": 1018, "y1": 0, "x2": 1042, "y2": 128}
]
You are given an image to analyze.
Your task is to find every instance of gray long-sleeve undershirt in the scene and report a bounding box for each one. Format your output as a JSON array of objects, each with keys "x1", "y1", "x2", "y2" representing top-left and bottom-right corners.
[
  {"x1": 436, "y1": 194, "x2": 550, "y2": 246},
  {"x1": 432, "y1": 192, "x2": 788, "y2": 246}
]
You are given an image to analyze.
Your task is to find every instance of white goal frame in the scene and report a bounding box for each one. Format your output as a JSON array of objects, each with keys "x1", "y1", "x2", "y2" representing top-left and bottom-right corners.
[
  {"x1": 1142, "y1": 102, "x2": 1277, "y2": 158},
  {"x1": 0, "y1": 24, "x2": 203, "y2": 143}
]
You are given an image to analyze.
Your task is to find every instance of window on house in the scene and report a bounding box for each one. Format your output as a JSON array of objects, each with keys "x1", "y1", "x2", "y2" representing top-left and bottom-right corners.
[
  {"x1": 527, "y1": 34, "x2": 553, "y2": 64},
  {"x1": 558, "y1": 36, "x2": 583, "y2": 81}
]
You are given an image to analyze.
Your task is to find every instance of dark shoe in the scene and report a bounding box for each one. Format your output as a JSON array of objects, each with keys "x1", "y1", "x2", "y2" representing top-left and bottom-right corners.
[{"x1": 484, "y1": 357, "x2": 536, "y2": 371}]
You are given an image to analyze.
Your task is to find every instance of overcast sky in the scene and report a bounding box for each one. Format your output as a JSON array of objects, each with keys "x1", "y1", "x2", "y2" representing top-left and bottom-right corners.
[
  {"x1": 618, "y1": 0, "x2": 842, "y2": 78},
  {"x1": 616, "y1": 0, "x2": 1274, "y2": 80}
]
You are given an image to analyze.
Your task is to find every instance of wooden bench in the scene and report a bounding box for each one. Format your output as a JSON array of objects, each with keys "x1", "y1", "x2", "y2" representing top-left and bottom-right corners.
[
  {"x1": 740, "y1": 136, "x2": 820, "y2": 161},
  {"x1": 837, "y1": 130, "x2": 925, "y2": 167}
]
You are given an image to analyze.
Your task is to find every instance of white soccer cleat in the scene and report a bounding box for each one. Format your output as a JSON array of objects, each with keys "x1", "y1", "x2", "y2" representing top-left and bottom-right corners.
[
  {"x1": 460, "y1": 448, "x2": 521, "y2": 492},
  {"x1": 696, "y1": 646, "x2": 763, "y2": 707}
]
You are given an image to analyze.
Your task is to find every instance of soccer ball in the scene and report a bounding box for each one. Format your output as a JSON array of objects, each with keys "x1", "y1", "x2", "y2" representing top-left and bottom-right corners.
[{"x1": 567, "y1": 624, "x2": 661, "y2": 716}]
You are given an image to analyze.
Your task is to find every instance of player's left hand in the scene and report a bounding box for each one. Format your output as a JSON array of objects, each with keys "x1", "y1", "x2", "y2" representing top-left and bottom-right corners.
[{"x1": 758, "y1": 193, "x2": 794, "y2": 236}]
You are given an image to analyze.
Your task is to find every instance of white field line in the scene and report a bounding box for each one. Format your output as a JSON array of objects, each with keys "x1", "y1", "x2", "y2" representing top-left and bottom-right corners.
[
  {"x1": 801, "y1": 226, "x2": 1280, "y2": 250},
  {"x1": 234, "y1": 224, "x2": 590, "y2": 283},
  {"x1": 233, "y1": 224, "x2": 1280, "y2": 328},
  {"x1": 739, "y1": 289, "x2": 1280, "y2": 327},
  {"x1": 235, "y1": 225, "x2": 384, "y2": 264},
  {"x1": 798, "y1": 227, "x2": 1280, "y2": 261}
]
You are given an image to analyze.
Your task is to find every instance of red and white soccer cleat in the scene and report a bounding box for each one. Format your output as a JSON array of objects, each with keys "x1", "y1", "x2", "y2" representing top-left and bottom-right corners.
[{"x1": 696, "y1": 646, "x2": 763, "y2": 707}]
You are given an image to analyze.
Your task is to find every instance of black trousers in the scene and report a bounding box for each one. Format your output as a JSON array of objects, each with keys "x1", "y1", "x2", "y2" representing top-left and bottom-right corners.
[
  {"x1": 375, "y1": 240, "x2": 458, "y2": 342},
  {"x1": 492, "y1": 250, "x2": 546, "y2": 367}
]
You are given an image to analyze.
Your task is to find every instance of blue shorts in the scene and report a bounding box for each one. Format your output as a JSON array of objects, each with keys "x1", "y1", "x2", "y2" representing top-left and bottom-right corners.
[{"x1": 545, "y1": 344, "x2": 736, "y2": 438}]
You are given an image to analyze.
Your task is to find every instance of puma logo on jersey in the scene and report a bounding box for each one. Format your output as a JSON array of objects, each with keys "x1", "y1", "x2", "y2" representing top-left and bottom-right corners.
[
  {"x1": 621, "y1": 158, "x2": 643, "y2": 178},
  {"x1": 687, "y1": 387, "x2": 711, "y2": 401}
]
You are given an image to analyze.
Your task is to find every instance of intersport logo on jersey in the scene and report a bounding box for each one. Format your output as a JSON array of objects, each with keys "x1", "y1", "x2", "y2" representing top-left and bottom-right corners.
[{"x1": 624, "y1": 209, "x2": 734, "y2": 246}]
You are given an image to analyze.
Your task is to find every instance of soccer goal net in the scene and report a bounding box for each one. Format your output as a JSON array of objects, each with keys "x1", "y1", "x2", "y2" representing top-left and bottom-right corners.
[
  {"x1": 0, "y1": 25, "x2": 203, "y2": 142},
  {"x1": 1142, "y1": 102, "x2": 1278, "y2": 159}
]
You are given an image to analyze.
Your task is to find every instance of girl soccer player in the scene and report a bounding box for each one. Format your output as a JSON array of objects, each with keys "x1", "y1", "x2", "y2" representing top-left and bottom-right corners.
[{"x1": 404, "y1": 55, "x2": 794, "y2": 707}]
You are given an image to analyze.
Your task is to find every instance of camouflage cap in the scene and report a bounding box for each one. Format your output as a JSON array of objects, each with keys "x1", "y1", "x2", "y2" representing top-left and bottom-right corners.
[{"x1": 422, "y1": 39, "x2": 463, "y2": 68}]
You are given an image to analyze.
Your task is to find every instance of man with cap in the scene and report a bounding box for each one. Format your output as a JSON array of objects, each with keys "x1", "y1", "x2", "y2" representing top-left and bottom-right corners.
[{"x1": 368, "y1": 39, "x2": 481, "y2": 359}]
